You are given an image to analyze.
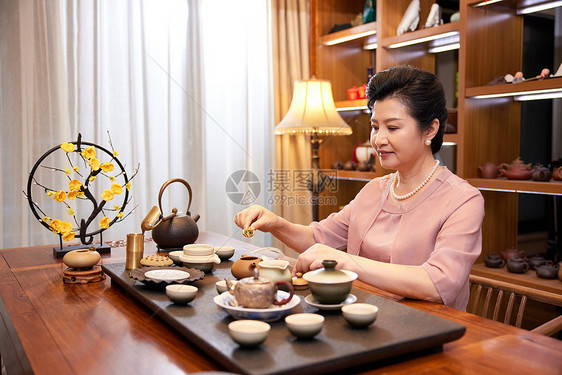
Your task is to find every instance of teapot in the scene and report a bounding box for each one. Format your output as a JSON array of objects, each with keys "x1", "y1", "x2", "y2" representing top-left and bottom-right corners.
[
  {"x1": 231, "y1": 255, "x2": 262, "y2": 279},
  {"x1": 506, "y1": 257, "x2": 529, "y2": 274},
  {"x1": 500, "y1": 248, "x2": 526, "y2": 261},
  {"x1": 148, "y1": 178, "x2": 200, "y2": 249},
  {"x1": 553, "y1": 166, "x2": 562, "y2": 181},
  {"x1": 483, "y1": 252, "x2": 505, "y2": 268},
  {"x1": 527, "y1": 255, "x2": 547, "y2": 270},
  {"x1": 499, "y1": 157, "x2": 533, "y2": 180},
  {"x1": 225, "y1": 268, "x2": 294, "y2": 309},
  {"x1": 478, "y1": 162, "x2": 499, "y2": 179},
  {"x1": 536, "y1": 262, "x2": 559, "y2": 279},
  {"x1": 558, "y1": 262, "x2": 562, "y2": 281},
  {"x1": 532, "y1": 164, "x2": 552, "y2": 181}
]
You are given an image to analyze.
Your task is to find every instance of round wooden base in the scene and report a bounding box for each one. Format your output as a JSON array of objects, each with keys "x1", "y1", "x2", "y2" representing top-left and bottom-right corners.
[{"x1": 63, "y1": 265, "x2": 106, "y2": 284}]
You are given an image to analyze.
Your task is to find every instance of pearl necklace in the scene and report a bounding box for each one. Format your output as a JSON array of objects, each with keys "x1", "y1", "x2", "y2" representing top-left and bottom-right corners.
[{"x1": 390, "y1": 160, "x2": 440, "y2": 201}]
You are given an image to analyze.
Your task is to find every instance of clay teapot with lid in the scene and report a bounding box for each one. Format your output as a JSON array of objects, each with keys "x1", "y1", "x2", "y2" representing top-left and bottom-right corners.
[
  {"x1": 506, "y1": 257, "x2": 529, "y2": 274},
  {"x1": 499, "y1": 157, "x2": 533, "y2": 180},
  {"x1": 484, "y1": 252, "x2": 505, "y2": 268},
  {"x1": 478, "y1": 162, "x2": 499, "y2": 179},
  {"x1": 536, "y1": 262, "x2": 559, "y2": 279},
  {"x1": 225, "y1": 268, "x2": 294, "y2": 309},
  {"x1": 144, "y1": 178, "x2": 200, "y2": 249},
  {"x1": 531, "y1": 164, "x2": 552, "y2": 181},
  {"x1": 528, "y1": 255, "x2": 547, "y2": 270},
  {"x1": 500, "y1": 248, "x2": 526, "y2": 261}
]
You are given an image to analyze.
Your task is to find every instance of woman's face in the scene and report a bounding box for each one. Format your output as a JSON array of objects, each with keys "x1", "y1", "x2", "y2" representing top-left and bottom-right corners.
[{"x1": 370, "y1": 97, "x2": 426, "y2": 171}]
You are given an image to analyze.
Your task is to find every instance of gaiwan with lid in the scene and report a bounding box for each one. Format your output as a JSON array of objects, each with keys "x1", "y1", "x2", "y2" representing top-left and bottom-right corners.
[{"x1": 303, "y1": 260, "x2": 357, "y2": 304}]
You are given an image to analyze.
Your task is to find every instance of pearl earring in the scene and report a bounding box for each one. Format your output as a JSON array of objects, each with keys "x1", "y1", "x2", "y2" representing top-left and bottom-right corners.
[{"x1": 425, "y1": 139, "x2": 431, "y2": 146}]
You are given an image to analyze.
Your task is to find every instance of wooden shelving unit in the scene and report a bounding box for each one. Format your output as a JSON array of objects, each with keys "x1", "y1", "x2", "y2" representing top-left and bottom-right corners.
[{"x1": 311, "y1": 0, "x2": 562, "y2": 270}]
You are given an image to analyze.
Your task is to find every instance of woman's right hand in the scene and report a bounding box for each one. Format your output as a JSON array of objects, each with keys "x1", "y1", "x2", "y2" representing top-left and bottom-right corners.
[{"x1": 234, "y1": 205, "x2": 280, "y2": 233}]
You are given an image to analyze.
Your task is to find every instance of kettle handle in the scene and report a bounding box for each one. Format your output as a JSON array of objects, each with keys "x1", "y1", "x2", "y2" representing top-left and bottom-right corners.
[{"x1": 158, "y1": 178, "x2": 193, "y2": 215}]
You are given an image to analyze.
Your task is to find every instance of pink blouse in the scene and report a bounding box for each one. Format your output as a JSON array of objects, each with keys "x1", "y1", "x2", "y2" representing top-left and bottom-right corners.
[{"x1": 310, "y1": 168, "x2": 485, "y2": 311}]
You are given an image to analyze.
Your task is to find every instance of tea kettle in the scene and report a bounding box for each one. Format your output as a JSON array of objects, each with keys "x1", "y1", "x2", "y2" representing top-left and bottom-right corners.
[{"x1": 143, "y1": 178, "x2": 200, "y2": 249}]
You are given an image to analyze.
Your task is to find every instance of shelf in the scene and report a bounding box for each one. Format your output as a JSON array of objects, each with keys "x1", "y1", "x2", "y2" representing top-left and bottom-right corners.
[
  {"x1": 381, "y1": 22, "x2": 459, "y2": 49},
  {"x1": 467, "y1": 178, "x2": 562, "y2": 195},
  {"x1": 466, "y1": 77, "x2": 562, "y2": 99},
  {"x1": 327, "y1": 170, "x2": 377, "y2": 182},
  {"x1": 320, "y1": 22, "x2": 377, "y2": 46},
  {"x1": 443, "y1": 134, "x2": 459, "y2": 144},
  {"x1": 468, "y1": 0, "x2": 562, "y2": 15},
  {"x1": 471, "y1": 263, "x2": 562, "y2": 295},
  {"x1": 335, "y1": 99, "x2": 369, "y2": 111}
]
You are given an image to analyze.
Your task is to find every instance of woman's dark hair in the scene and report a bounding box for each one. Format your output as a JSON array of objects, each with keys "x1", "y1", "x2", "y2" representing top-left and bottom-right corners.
[{"x1": 366, "y1": 65, "x2": 447, "y2": 154}]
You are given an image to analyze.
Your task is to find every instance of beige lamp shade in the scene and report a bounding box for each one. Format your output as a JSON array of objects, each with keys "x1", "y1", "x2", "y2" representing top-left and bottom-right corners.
[{"x1": 275, "y1": 79, "x2": 352, "y2": 135}]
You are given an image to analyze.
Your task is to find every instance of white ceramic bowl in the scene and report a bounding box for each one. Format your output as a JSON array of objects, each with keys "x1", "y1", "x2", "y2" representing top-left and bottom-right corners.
[
  {"x1": 228, "y1": 320, "x2": 270, "y2": 347},
  {"x1": 214, "y1": 246, "x2": 235, "y2": 261},
  {"x1": 285, "y1": 313, "x2": 324, "y2": 340},
  {"x1": 166, "y1": 284, "x2": 198, "y2": 305},
  {"x1": 168, "y1": 251, "x2": 184, "y2": 265},
  {"x1": 183, "y1": 244, "x2": 215, "y2": 256},
  {"x1": 180, "y1": 253, "x2": 221, "y2": 273},
  {"x1": 216, "y1": 279, "x2": 237, "y2": 294},
  {"x1": 341, "y1": 303, "x2": 379, "y2": 328}
]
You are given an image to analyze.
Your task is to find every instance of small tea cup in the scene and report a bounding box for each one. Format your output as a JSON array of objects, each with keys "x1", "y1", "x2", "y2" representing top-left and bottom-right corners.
[
  {"x1": 341, "y1": 303, "x2": 379, "y2": 328},
  {"x1": 285, "y1": 313, "x2": 324, "y2": 340},
  {"x1": 168, "y1": 251, "x2": 184, "y2": 265},
  {"x1": 166, "y1": 284, "x2": 198, "y2": 305},
  {"x1": 214, "y1": 246, "x2": 235, "y2": 261},
  {"x1": 216, "y1": 279, "x2": 237, "y2": 294},
  {"x1": 228, "y1": 320, "x2": 270, "y2": 347}
]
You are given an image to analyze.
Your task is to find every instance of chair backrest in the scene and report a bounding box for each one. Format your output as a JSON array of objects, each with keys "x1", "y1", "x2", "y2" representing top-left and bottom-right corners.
[{"x1": 468, "y1": 275, "x2": 562, "y2": 335}]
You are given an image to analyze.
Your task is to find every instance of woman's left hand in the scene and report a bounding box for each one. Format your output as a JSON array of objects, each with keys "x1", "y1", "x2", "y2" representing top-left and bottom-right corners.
[{"x1": 293, "y1": 244, "x2": 349, "y2": 276}]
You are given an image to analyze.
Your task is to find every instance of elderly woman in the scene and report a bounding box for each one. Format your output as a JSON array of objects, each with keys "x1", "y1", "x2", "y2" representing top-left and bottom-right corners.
[{"x1": 235, "y1": 65, "x2": 484, "y2": 311}]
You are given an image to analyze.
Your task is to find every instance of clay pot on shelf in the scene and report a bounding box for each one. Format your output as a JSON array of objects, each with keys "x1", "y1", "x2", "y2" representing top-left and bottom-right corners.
[
  {"x1": 478, "y1": 162, "x2": 499, "y2": 179},
  {"x1": 506, "y1": 257, "x2": 529, "y2": 274},
  {"x1": 343, "y1": 160, "x2": 357, "y2": 171},
  {"x1": 553, "y1": 166, "x2": 562, "y2": 181},
  {"x1": 500, "y1": 248, "x2": 526, "y2": 261},
  {"x1": 331, "y1": 160, "x2": 344, "y2": 170},
  {"x1": 531, "y1": 164, "x2": 552, "y2": 181},
  {"x1": 527, "y1": 255, "x2": 547, "y2": 270},
  {"x1": 483, "y1": 252, "x2": 505, "y2": 268},
  {"x1": 558, "y1": 262, "x2": 562, "y2": 281},
  {"x1": 536, "y1": 262, "x2": 559, "y2": 279},
  {"x1": 499, "y1": 157, "x2": 533, "y2": 180}
]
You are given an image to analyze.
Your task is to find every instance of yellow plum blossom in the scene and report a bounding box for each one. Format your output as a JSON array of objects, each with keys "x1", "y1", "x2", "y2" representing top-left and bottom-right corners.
[
  {"x1": 47, "y1": 191, "x2": 55, "y2": 197},
  {"x1": 54, "y1": 190, "x2": 66, "y2": 202},
  {"x1": 89, "y1": 158, "x2": 100, "y2": 171},
  {"x1": 111, "y1": 184, "x2": 123, "y2": 195},
  {"x1": 77, "y1": 191, "x2": 85, "y2": 198},
  {"x1": 81, "y1": 146, "x2": 96, "y2": 159},
  {"x1": 60, "y1": 143, "x2": 75, "y2": 153},
  {"x1": 69, "y1": 179, "x2": 82, "y2": 191},
  {"x1": 109, "y1": 176, "x2": 115, "y2": 182},
  {"x1": 113, "y1": 151, "x2": 119, "y2": 157},
  {"x1": 64, "y1": 167, "x2": 71, "y2": 175},
  {"x1": 113, "y1": 205, "x2": 121, "y2": 210},
  {"x1": 60, "y1": 221, "x2": 73, "y2": 233},
  {"x1": 100, "y1": 162, "x2": 114, "y2": 172},
  {"x1": 126, "y1": 182, "x2": 132, "y2": 191},
  {"x1": 117, "y1": 212, "x2": 123, "y2": 218},
  {"x1": 89, "y1": 176, "x2": 96, "y2": 182},
  {"x1": 42, "y1": 216, "x2": 50, "y2": 222},
  {"x1": 67, "y1": 208, "x2": 74, "y2": 216},
  {"x1": 101, "y1": 189, "x2": 114, "y2": 201},
  {"x1": 100, "y1": 216, "x2": 110, "y2": 229},
  {"x1": 73, "y1": 166, "x2": 79, "y2": 172},
  {"x1": 49, "y1": 219, "x2": 62, "y2": 233},
  {"x1": 62, "y1": 231, "x2": 75, "y2": 242},
  {"x1": 68, "y1": 191, "x2": 79, "y2": 200}
]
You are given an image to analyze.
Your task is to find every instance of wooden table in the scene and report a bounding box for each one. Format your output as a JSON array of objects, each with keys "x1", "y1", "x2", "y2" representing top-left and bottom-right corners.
[{"x1": 1, "y1": 232, "x2": 561, "y2": 375}]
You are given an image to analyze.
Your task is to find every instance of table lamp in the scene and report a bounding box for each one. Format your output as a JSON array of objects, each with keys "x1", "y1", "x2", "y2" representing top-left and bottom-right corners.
[{"x1": 275, "y1": 79, "x2": 352, "y2": 221}]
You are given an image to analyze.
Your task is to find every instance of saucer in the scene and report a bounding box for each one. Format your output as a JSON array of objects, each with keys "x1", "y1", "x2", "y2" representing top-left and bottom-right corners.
[{"x1": 304, "y1": 294, "x2": 357, "y2": 310}]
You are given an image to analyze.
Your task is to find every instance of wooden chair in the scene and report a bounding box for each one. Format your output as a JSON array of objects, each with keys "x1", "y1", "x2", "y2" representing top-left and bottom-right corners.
[{"x1": 468, "y1": 275, "x2": 562, "y2": 336}]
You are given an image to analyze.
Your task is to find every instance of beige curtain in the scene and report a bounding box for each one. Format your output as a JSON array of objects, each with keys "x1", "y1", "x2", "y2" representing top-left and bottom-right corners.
[{"x1": 271, "y1": 0, "x2": 311, "y2": 255}]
